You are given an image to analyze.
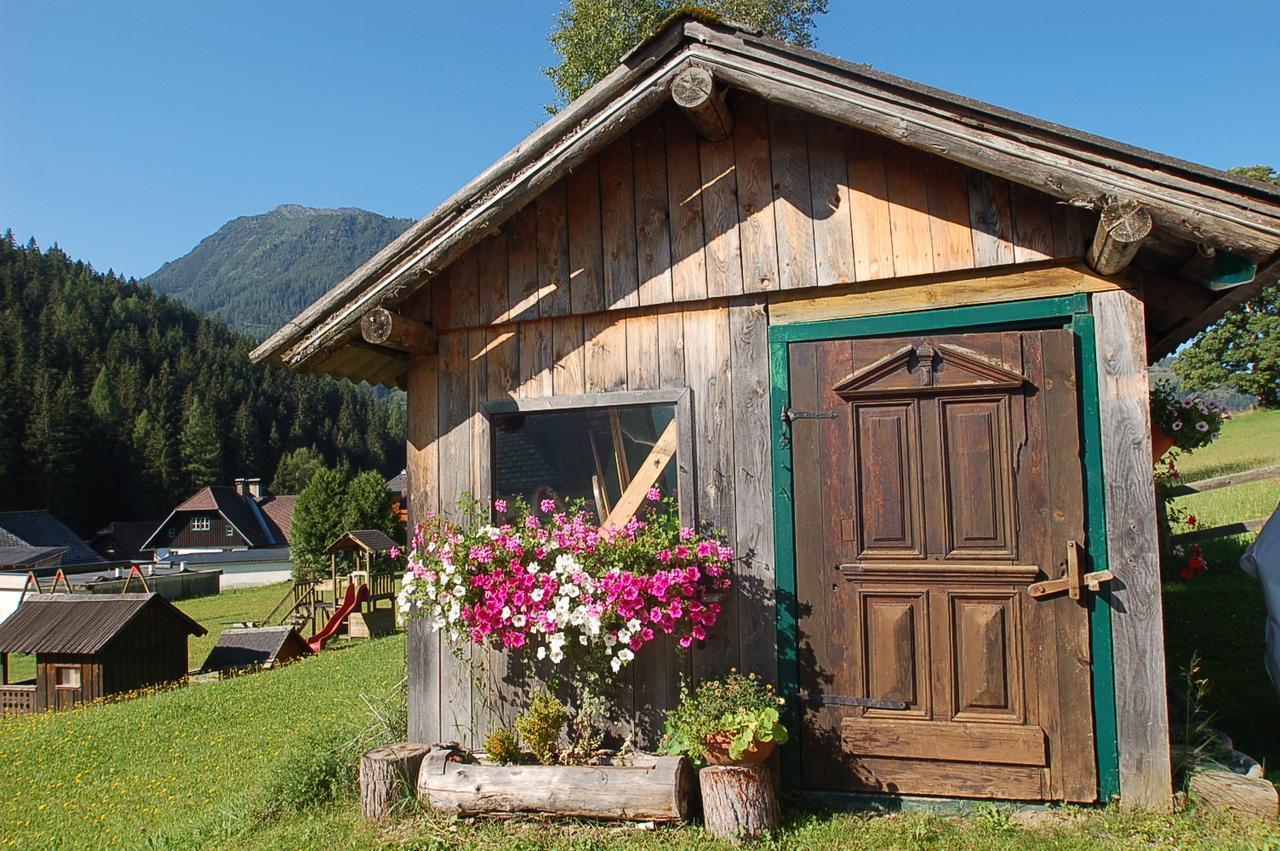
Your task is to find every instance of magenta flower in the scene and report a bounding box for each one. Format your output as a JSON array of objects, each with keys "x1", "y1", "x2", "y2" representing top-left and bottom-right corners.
[
  {"x1": 646, "y1": 487, "x2": 662, "y2": 502},
  {"x1": 494, "y1": 498, "x2": 508, "y2": 513}
]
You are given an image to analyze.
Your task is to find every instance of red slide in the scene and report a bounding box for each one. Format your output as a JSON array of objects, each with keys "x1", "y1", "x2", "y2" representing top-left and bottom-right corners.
[{"x1": 308, "y1": 582, "x2": 370, "y2": 652}]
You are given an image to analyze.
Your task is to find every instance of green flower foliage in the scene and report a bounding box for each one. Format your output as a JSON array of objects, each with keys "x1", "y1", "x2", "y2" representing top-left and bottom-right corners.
[
  {"x1": 661, "y1": 671, "x2": 788, "y2": 763},
  {"x1": 483, "y1": 727, "x2": 523, "y2": 765},
  {"x1": 545, "y1": 0, "x2": 829, "y2": 109},
  {"x1": 515, "y1": 690, "x2": 569, "y2": 766}
]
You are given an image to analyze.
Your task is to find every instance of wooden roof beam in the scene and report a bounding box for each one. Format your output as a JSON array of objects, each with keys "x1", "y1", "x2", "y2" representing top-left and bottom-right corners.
[
  {"x1": 360, "y1": 307, "x2": 437, "y2": 356},
  {"x1": 1087, "y1": 198, "x2": 1153, "y2": 276},
  {"x1": 670, "y1": 66, "x2": 733, "y2": 141}
]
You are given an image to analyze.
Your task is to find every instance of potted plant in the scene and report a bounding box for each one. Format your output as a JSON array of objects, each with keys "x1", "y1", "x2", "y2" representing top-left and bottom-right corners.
[
  {"x1": 1149, "y1": 382, "x2": 1229, "y2": 462},
  {"x1": 661, "y1": 671, "x2": 788, "y2": 766}
]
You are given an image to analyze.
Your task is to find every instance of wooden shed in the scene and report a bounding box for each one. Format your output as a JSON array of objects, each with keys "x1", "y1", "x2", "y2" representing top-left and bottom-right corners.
[
  {"x1": 251, "y1": 16, "x2": 1280, "y2": 808},
  {"x1": 0, "y1": 593, "x2": 205, "y2": 713},
  {"x1": 200, "y1": 625, "x2": 311, "y2": 674}
]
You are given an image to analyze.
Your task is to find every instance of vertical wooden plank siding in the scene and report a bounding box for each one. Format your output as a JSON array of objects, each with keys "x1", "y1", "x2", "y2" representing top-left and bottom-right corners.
[
  {"x1": 518, "y1": 319, "x2": 554, "y2": 399},
  {"x1": 567, "y1": 158, "x2": 605, "y2": 315},
  {"x1": 967, "y1": 171, "x2": 1016, "y2": 268},
  {"x1": 1091, "y1": 289, "x2": 1173, "y2": 810},
  {"x1": 806, "y1": 115, "x2": 855, "y2": 286},
  {"x1": 664, "y1": 109, "x2": 709, "y2": 303},
  {"x1": 698, "y1": 131, "x2": 744, "y2": 297},
  {"x1": 537, "y1": 179, "x2": 572, "y2": 318},
  {"x1": 633, "y1": 114, "x2": 675, "y2": 307},
  {"x1": 583, "y1": 314, "x2": 627, "y2": 392},
  {"x1": 768, "y1": 103, "x2": 818, "y2": 290},
  {"x1": 884, "y1": 145, "x2": 935, "y2": 277},
  {"x1": 1011, "y1": 183, "x2": 1055, "y2": 263},
  {"x1": 476, "y1": 232, "x2": 510, "y2": 326},
  {"x1": 626, "y1": 314, "x2": 659, "y2": 391},
  {"x1": 732, "y1": 93, "x2": 779, "y2": 292},
  {"x1": 845, "y1": 129, "x2": 895, "y2": 282},
  {"x1": 729, "y1": 297, "x2": 776, "y2": 682},
  {"x1": 926, "y1": 158, "x2": 976, "y2": 272},
  {"x1": 600, "y1": 129, "x2": 640, "y2": 309},
  {"x1": 656, "y1": 304, "x2": 686, "y2": 390},
  {"x1": 507, "y1": 205, "x2": 540, "y2": 322},
  {"x1": 405, "y1": 353, "x2": 441, "y2": 744},
  {"x1": 552, "y1": 316, "x2": 586, "y2": 394}
]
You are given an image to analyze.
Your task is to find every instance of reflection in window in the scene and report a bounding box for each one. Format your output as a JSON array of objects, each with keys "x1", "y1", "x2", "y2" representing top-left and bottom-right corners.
[
  {"x1": 491, "y1": 403, "x2": 678, "y2": 522},
  {"x1": 55, "y1": 666, "x2": 81, "y2": 688}
]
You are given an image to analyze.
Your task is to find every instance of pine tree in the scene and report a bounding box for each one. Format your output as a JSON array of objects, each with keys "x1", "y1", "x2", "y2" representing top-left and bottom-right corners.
[
  {"x1": 342, "y1": 470, "x2": 398, "y2": 540},
  {"x1": 290, "y1": 466, "x2": 346, "y2": 580},
  {"x1": 180, "y1": 399, "x2": 224, "y2": 491},
  {"x1": 272, "y1": 446, "x2": 325, "y2": 494}
]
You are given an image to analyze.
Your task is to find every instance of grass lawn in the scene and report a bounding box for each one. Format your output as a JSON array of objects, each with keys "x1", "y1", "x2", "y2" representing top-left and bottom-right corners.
[
  {"x1": 3, "y1": 581, "x2": 292, "y2": 684},
  {"x1": 1174, "y1": 407, "x2": 1280, "y2": 482}
]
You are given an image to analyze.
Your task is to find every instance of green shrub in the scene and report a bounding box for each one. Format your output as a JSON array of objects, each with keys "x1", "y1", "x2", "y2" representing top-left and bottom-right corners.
[
  {"x1": 484, "y1": 728, "x2": 522, "y2": 765},
  {"x1": 515, "y1": 690, "x2": 567, "y2": 766}
]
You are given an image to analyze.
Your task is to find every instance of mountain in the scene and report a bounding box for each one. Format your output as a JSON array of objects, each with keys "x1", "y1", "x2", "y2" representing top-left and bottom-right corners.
[
  {"x1": 144, "y1": 205, "x2": 413, "y2": 338},
  {"x1": 0, "y1": 233, "x2": 405, "y2": 534}
]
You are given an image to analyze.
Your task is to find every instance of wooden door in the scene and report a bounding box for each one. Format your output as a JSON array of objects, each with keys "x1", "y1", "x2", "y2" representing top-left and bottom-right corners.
[{"x1": 790, "y1": 328, "x2": 1098, "y2": 801}]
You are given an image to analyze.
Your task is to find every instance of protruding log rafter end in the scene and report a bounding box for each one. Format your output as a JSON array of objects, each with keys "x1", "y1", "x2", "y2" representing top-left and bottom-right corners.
[
  {"x1": 360, "y1": 306, "x2": 437, "y2": 357},
  {"x1": 1087, "y1": 197, "x2": 1153, "y2": 276},
  {"x1": 670, "y1": 65, "x2": 734, "y2": 142}
]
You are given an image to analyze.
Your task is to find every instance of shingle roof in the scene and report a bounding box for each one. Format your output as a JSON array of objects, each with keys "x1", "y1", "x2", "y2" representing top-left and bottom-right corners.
[
  {"x1": 0, "y1": 511, "x2": 106, "y2": 567},
  {"x1": 163, "y1": 547, "x2": 292, "y2": 566},
  {"x1": 200, "y1": 626, "x2": 311, "y2": 672},
  {"x1": 144, "y1": 486, "x2": 299, "y2": 550},
  {"x1": 89, "y1": 521, "x2": 160, "y2": 562},
  {"x1": 0, "y1": 593, "x2": 206, "y2": 654},
  {"x1": 0, "y1": 546, "x2": 68, "y2": 567},
  {"x1": 325, "y1": 530, "x2": 399, "y2": 554},
  {"x1": 386, "y1": 470, "x2": 407, "y2": 493},
  {"x1": 258, "y1": 495, "x2": 297, "y2": 544}
]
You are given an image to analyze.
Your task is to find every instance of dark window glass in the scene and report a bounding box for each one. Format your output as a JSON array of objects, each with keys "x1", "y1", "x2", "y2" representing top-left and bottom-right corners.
[{"x1": 491, "y1": 403, "x2": 678, "y2": 520}]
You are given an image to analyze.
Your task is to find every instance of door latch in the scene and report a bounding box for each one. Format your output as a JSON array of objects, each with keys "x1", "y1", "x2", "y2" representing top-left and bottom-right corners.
[
  {"x1": 782, "y1": 408, "x2": 838, "y2": 424},
  {"x1": 1028, "y1": 540, "x2": 1114, "y2": 601}
]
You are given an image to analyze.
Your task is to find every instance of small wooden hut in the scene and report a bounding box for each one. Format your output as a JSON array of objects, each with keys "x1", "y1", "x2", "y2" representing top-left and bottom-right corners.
[
  {"x1": 0, "y1": 593, "x2": 205, "y2": 713},
  {"x1": 251, "y1": 16, "x2": 1280, "y2": 808},
  {"x1": 200, "y1": 626, "x2": 311, "y2": 674},
  {"x1": 324, "y1": 530, "x2": 400, "y2": 638}
]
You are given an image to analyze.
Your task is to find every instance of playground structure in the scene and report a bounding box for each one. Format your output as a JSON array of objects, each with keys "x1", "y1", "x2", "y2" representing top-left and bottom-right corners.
[{"x1": 262, "y1": 530, "x2": 401, "y2": 650}]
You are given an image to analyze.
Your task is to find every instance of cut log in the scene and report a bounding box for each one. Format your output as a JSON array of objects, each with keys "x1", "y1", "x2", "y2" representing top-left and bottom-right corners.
[
  {"x1": 1086, "y1": 198, "x2": 1153, "y2": 276},
  {"x1": 1187, "y1": 768, "x2": 1279, "y2": 822},
  {"x1": 417, "y1": 750, "x2": 694, "y2": 821},
  {"x1": 360, "y1": 741, "x2": 432, "y2": 820},
  {"x1": 699, "y1": 764, "x2": 780, "y2": 843},
  {"x1": 670, "y1": 66, "x2": 733, "y2": 142},
  {"x1": 361, "y1": 307, "x2": 437, "y2": 356}
]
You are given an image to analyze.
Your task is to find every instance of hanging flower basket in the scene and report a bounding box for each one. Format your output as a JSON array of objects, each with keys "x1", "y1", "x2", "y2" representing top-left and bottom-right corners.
[
  {"x1": 1151, "y1": 422, "x2": 1177, "y2": 463},
  {"x1": 1149, "y1": 382, "x2": 1228, "y2": 462}
]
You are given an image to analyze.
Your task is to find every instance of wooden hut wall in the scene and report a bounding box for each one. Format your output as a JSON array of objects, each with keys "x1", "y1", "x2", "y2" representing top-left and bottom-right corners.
[
  {"x1": 404, "y1": 93, "x2": 1093, "y2": 749},
  {"x1": 100, "y1": 613, "x2": 191, "y2": 695}
]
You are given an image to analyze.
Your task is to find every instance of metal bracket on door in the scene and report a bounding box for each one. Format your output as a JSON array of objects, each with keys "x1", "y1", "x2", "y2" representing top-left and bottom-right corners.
[
  {"x1": 818, "y1": 695, "x2": 908, "y2": 711},
  {"x1": 782, "y1": 408, "x2": 839, "y2": 424},
  {"x1": 1028, "y1": 540, "x2": 1114, "y2": 601}
]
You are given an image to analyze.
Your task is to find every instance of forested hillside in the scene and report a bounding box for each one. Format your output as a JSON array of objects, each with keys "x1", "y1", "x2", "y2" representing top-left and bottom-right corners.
[
  {"x1": 0, "y1": 233, "x2": 405, "y2": 535},
  {"x1": 143, "y1": 205, "x2": 412, "y2": 338}
]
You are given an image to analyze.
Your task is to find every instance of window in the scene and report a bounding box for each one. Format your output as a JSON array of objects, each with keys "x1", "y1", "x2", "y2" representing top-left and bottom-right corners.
[
  {"x1": 487, "y1": 391, "x2": 690, "y2": 524},
  {"x1": 54, "y1": 666, "x2": 81, "y2": 689},
  {"x1": 226, "y1": 524, "x2": 235, "y2": 538},
  {"x1": 191, "y1": 516, "x2": 211, "y2": 532}
]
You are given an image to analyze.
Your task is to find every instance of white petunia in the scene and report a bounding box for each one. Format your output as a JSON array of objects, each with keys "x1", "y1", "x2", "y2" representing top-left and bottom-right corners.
[
  {"x1": 610, "y1": 657, "x2": 622, "y2": 672},
  {"x1": 536, "y1": 646, "x2": 547, "y2": 660},
  {"x1": 626, "y1": 619, "x2": 641, "y2": 633},
  {"x1": 512, "y1": 614, "x2": 526, "y2": 627},
  {"x1": 618, "y1": 629, "x2": 631, "y2": 644},
  {"x1": 531, "y1": 589, "x2": 544, "y2": 602},
  {"x1": 617, "y1": 648, "x2": 635, "y2": 663}
]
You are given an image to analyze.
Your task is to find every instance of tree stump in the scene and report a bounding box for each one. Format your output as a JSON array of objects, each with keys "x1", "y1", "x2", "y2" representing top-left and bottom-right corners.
[
  {"x1": 1188, "y1": 768, "x2": 1279, "y2": 822},
  {"x1": 360, "y1": 742, "x2": 432, "y2": 820},
  {"x1": 699, "y1": 764, "x2": 779, "y2": 842}
]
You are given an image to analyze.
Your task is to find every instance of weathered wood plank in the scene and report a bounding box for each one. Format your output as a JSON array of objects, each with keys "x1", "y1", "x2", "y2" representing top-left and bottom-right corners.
[
  {"x1": 1052, "y1": 203, "x2": 1091, "y2": 259},
  {"x1": 657, "y1": 304, "x2": 686, "y2": 390},
  {"x1": 731, "y1": 92, "x2": 779, "y2": 293},
  {"x1": 552, "y1": 315, "x2": 586, "y2": 395},
  {"x1": 485, "y1": 327, "x2": 519, "y2": 407},
  {"x1": 507, "y1": 204, "x2": 540, "y2": 323},
  {"x1": 583, "y1": 313, "x2": 627, "y2": 393},
  {"x1": 846, "y1": 128, "x2": 894, "y2": 282},
  {"x1": 537, "y1": 178, "x2": 572, "y2": 319},
  {"x1": 926, "y1": 158, "x2": 976, "y2": 273},
  {"x1": 967, "y1": 171, "x2": 1016, "y2": 268},
  {"x1": 664, "y1": 108, "x2": 709, "y2": 303},
  {"x1": 599, "y1": 131, "x2": 639, "y2": 309},
  {"x1": 567, "y1": 157, "x2": 605, "y2": 315},
  {"x1": 1167, "y1": 464, "x2": 1280, "y2": 496},
  {"x1": 699, "y1": 131, "x2": 744, "y2": 298},
  {"x1": 633, "y1": 114, "x2": 675, "y2": 307},
  {"x1": 518, "y1": 318, "x2": 554, "y2": 399},
  {"x1": 884, "y1": 144, "x2": 935, "y2": 277},
  {"x1": 476, "y1": 232, "x2": 510, "y2": 327},
  {"x1": 625, "y1": 313, "x2": 659, "y2": 391},
  {"x1": 1012, "y1": 183, "x2": 1055, "y2": 263},
  {"x1": 807, "y1": 115, "x2": 855, "y2": 286},
  {"x1": 1092, "y1": 289, "x2": 1172, "y2": 810},
  {"x1": 768, "y1": 264, "x2": 1124, "y2": 325},
  {"x1": 468, "y1": 327, "x2": 498, "y2": 742},
  {"x1": 405, "y1": 353, "x2": 440, "y2": 744},
  {"x1": 769, "y1": 103, "x2": 818, "y2": 290},
  {"x1": 729, "y1": 297, "x2": 776, "y2": 683}
]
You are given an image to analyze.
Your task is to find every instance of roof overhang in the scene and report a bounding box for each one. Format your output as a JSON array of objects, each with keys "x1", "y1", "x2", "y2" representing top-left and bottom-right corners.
[{"x1": 251, "y1": 15, "x2": 1280, "y2": 380}]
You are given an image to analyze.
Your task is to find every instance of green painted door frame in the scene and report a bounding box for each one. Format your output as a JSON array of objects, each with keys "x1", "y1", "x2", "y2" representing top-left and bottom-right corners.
[{"x1": 768, "y1": 294, "x2": 1121, "y2": 801}]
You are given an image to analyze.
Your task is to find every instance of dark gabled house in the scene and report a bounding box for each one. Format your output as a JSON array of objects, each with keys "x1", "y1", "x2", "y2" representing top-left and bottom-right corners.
[
  {"x1": 88, "y1": 520, "x2": 161, "y2": 564},
  {"x1": 0, "y1": 593, "x2": 206, "y2": 714},
  {"x1": 0, "y1": 511, "x2": 107, "y2": 570},
  {"x1": 143, "y1": 478, "x2": 296, "y2": 557}
]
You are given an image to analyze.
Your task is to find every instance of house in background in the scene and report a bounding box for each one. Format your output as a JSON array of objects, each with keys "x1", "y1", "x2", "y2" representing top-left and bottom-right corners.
[
  {"x1": 250, "y1": 15, "x2": 1280, "y2": 809},
  {"x1": 386, "y1": 470, "x2": 408, "y2": 527},
  {"x1": 0, "y1": 511, "x2": 116, "y2": 622},
  {"x1": 143, "y1": 478, "x2": 297, "y2": 588},
  {"x1": 0, "y1": 593, "x2": 206, "y2": 715},
  {"x1": 88, "y1": 520, "x2": 160, "y2": 564}
]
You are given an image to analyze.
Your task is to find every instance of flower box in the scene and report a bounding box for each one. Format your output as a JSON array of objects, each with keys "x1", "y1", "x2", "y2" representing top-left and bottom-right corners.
[{"x1": 416, "y1": 747, "x2": 694, "y2": 822}]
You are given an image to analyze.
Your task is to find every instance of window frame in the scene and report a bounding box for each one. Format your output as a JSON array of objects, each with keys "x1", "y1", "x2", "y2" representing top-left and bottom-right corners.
[
  {"x1": 481, "y1": 388, "x2": 696, "y2": 528},
  {"x1": 191, "y1": 516, "x2": 212, "y2": 533},
  {"x1": 53, "y1": 664, "x2": 81, "y2": 689}
]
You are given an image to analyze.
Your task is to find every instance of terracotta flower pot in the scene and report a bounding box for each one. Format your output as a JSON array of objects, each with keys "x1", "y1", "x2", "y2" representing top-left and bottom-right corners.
[
  {"x1": 1152, "y1": 423, "x2": 1176, "y2": 463},
  {"x1": 703, "y1": 733, "x2": 775, "y2": 766}
]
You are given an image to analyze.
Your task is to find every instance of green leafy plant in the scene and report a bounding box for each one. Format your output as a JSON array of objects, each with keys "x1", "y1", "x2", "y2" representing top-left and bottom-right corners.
[
  {"x1": 483, "y1": 728, "x2": 522, "y2": 765},
  {"x1": 515, "y1": 690, "x2": 569, "y2": 766},
  {"x1": 661, "y1": 671, "x2": 788, "y2": 763}
]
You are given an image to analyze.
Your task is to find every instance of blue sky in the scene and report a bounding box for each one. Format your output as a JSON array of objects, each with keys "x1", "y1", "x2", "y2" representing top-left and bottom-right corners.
[{"x1": 3, "y1": 1, "x2": 1277, "y2": 280}]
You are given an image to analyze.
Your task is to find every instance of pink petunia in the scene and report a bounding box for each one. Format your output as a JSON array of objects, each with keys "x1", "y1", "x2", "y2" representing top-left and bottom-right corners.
[
  {"x1": 494, "y1": 499, "x2": 508, "y2": 513},
  {"x1": 647, "y1": 487, "x2": 662, "y2": 502}
]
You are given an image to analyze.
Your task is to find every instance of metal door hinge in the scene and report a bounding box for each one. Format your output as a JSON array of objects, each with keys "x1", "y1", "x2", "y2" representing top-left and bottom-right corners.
[
  {"x1": 819, "y1": 695, "x2": 908, "y2": 710},
  {"x1": 1028, "y1": 539, "x2": 1114, "y2": 601},
  {"x1": 782, "y1": 408, "x2": 838, "y2": 424}
]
